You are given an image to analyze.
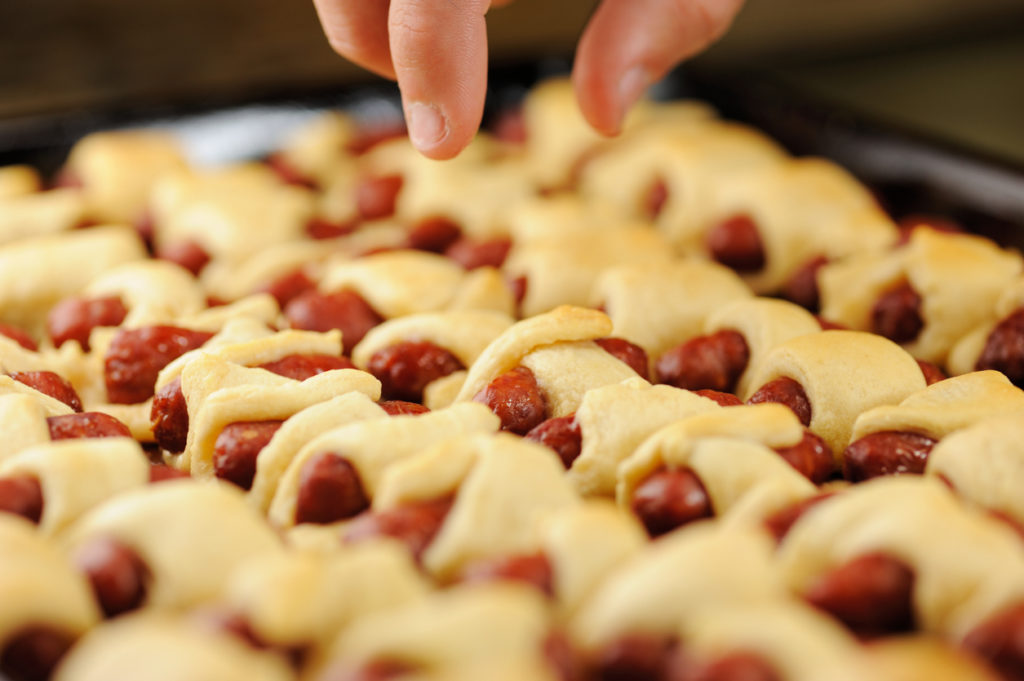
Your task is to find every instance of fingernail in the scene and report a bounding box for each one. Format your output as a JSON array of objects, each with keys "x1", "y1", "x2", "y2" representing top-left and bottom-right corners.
[
  {"x1": 616, "y1": 67, "x2": 652, "y2": 131},
  {"x1": 407, "y1": 102, "x2": 449, "y2": 152}
]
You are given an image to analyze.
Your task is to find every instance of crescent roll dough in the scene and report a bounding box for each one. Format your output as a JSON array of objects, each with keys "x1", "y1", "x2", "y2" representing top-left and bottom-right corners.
[
  {"x1": 592, "y1": 260, "x2": 753, "y2": 361},
  {"x1": 820, "y1": 227, "x2": 1022, "y2": 365},
  {"x1": 746, "y1": 330, "x2": 927, "y2": 455},
  {"x1": 53, "y1": 614, "x2": 294, "y2": 681},
  {"x1": 777, "y1": 476, "x2": 1024, "y2": 638},
  {"x1": 926, "y1": 412, "x2": 1024, "y2": 526},
  {"x1": 618, "y1": 405, "x2": 816, "y2": 525},
  {"x1": 61, "y1": 480, "x2": 282, "y2": 611},
  {"x1": 83, "y1": 260, "x2": 207, "y2": 330},
  {"x1": 850, "y1": 370, "x2": 1024, "y2": 443},
  {"x1": 0, "y1": 188, "x2": 86, "y2": 245},
  {"x1": 568, "y1": 378, "x2": 721, "y2": 497},
  {"x1": 0, "y1": 438, "x2": 148, "y2": 536},
  {"x1": 0, "y1": 393, "x2": 62, "y2": 462},
  {"x1": 948, "y1": 275, "x2": 1024, "y2": 377},
  {"x1": 0, "y1": 164, "x2": 42, "y2": 199}
]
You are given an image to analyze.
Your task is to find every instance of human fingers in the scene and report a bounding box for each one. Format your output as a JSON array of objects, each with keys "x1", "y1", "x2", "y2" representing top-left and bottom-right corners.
[
  {"x1": 313, "y1": 0, "x2": 395, "y2": 79},
  {"x1": 573, "y1": 0, "x2": 745, "y2": 135},
  {"x1": 388, "y1": 0, "x2": 493, "y2": 159}
]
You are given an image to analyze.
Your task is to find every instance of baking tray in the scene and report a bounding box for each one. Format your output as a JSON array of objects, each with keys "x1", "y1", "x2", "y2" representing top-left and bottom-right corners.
[{"x1": 1, "y1": 59, "x2": 1023, "y2": 248}]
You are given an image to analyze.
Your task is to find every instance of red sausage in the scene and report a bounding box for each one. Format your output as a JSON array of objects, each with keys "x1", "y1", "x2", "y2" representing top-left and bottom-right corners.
[
  {"x1": 871, "y1": 282, "x2": 924, "y2": 345},
  {"x1": 47, "y1": 412, "x2": 131, "y2": 440},
  {"x1": 917, "y1": 359, "x2": 946, "y2": 385},
  {"x1": 596, "y1": 337, "x2": 650, "y2": 380},
  {"x1": 591, "y1": 634, "x2": 678, "y2": 681},
  {"x1": 156, "y1": 240, "x2": 211, "y2": 276},
  {"x1": 0, "y1": 626, "x2": 75, "y2": 681},
  {"x1": 544, "y1": 631, "x2": 583, "y2": 681},
  {"x1": 509, "y1": 276, "x2": 528, "y2": 308},
  {"x1": 0, "y1": 324, "x2": 38, "y2": 352},
  {"x1": 445, "y1": 236, "x2": 513, "y2": 270},
  {"x1": 656, "y1": 330, "x2": 749, "y2": 393},
  {"x1": 747, "y1": 377, "x2": 812, "y2": 427},
  {"x1": 324, "y1": 660, "x2": 416, "y2": 681},
  {"x1": 458, "y1": 552, "x2": 554, "y2": 596},
  {"x1": 780, "y1": 255, "x2": 828, "y2": 313},
  {"x1": 257, "y1": 354, "x2": 355, "y2": 381},
  {"x1": 631, "y1": 468, "x2": 713, "y2": 538},
  {"x1": 406, "y1": 216, "x2": 462, "y2": 253},
  {"x1": 258, "y1": 269, "x2": 317, "y2": 308},
  {"x1": 283, "y1": 289, "x2": 383, "y2": 355},
  {"x1": 344, "y1": 497, "x2": 452, "y2": 562},
  {"x1": 962, "y1": 601, "x2": 1024, "y2": 681},
  {"x1": 0, "y1": 476, "x2": 44, "y2": 524},
  {"x1": 213, "y1": 420, "x2": 284, "y2": 490},
  {"x1": 693, "y1": 389, "x2": 743, "y2": 407},
  {"x1": 265, "y1": 153, "x2": 317, "y2": 189},
  {"x1": 149, "y1": 464, "x2": 189, "y2": 483},
  {"x1": 976, "y1": 308, "x2": 1024, "y2": 389},
  {"x1": 151, "y1": 377, "x2": 188, "y2": 454},
  {"x1": 525, "y1": 415, "x2": 582, "y2": 469},
  {"x1": 842, "y1": 431, "x2": 937, "y2": 482},
  {"x1": 306, "y1": 216, "x2": 357, "y2": 240},
  {"x1": 366, "y1": 341, "x2": 465, "y2": 403},
  {"x1": 762, "y1": 492, "x2": 836, "y2": 543},
  {"x1": 73, "y1": 537, "x2": 149, "y2": 618},
  {"x1": 804, "y1": 552, "x2": 916, "y2": 637},
  {"x1": 378, "y1": 400, "x2": 431, "y2": 416},
  {"x1": 473, "y1": 366, "x2": 548, "y2": 435},
  {"x1": 644, "y1": 177, "x2": 669, "y2": 221},
  {"x1": 774, "y1": 430, "x2": 834, "y2": 484},
  {"x1": 294, "y1": 453, "x2": 369, "y2": 525},
  {"x1": 9, "y1": 371, "x2": 83, "y2": 412},
  {"x1": 706, "y1": 215, "x2": 765, "y2": 273},
  {"x1": 492, "y1": 107, "x2": 527, "y2": 145},
  {"x1": 356, "y1": 174, "x2": 404, "y2": 220},
  {"x1": 667, "y1": 651, "x2": 782, "y2": 681},
  {"x1": 47, "y1": 295, "x2": 127, "y2": 351},
  {"x1": 104, "y1": 326, "x2": 213, "y2": 404}
]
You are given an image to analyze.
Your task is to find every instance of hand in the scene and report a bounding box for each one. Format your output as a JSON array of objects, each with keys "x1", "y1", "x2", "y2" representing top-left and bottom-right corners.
[{"x1": 313, "y1": 0, "x2": 744, "y2": 159}]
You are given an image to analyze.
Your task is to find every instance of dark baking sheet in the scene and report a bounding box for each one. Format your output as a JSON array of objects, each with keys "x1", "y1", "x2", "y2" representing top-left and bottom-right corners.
[{"x1": 1, "y1": 61, "x2": 1022, "y2": 248}]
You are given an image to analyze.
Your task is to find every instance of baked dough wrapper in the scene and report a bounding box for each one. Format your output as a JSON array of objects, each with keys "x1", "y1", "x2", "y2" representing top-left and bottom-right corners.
[
  {"x1": 53, "y1": 613, "x2": 294, "y2": 681},
  {"x1": 746, "y1": 330, "x2": 927, "y2": 457},
  {"x1": 617, "y1": 404, "x2": 817, "y2": 526},
  {"x1": 926, "y1": 411, "x2": 1024, "y2": 526},
  {"x1": 777, "y1": 476, "x2": 1024, "y2": 639},
  {"x1": 850, "y1": 370, "x2": 1024, "y2": 443},
  {"x1": 221, "y1": 543, "x2": 428, "y2": 655},
  {"x1": 0, "y1": 226, "x2": 146, "y2": 336},
  {"x1": 0, "y1": 438, "x2": 149, "y2": 536},
  {"x1": 0, "y1": 393, "x2": 68, "y2": 462},
  {"x1": 318, "y1": 250, "x2": 515, "y2": 320},
  {"x1": 0, "y1": 188, "x2": 86, "y2": 246},
  {"x1": 61, "y1": 480, "x2": 283, "y2": 612},
  {"x1": 321, "y1": 583, "x2": 558, "y2": 681},
  {"x1": 567, "y1": 378, "x2": 722, "y2": 498},
  {"x1": 82, "y1": 260, "x2": 208, "y2": 332},
  {"x1": 454, "y1": 305, "x2": 638, "y2": 417},
  {"x1": 948, "y1": 274, "x2": 1024, "y2": 376},
  {"x1": 149, "y1": 163, "x2": 316, "y2": 264},
  {"x1": 0, "y1": 164, "x2": 42, "y2": 199},
  {"x1": 865, "y1": 636, "x2": 1003, "y2": 681},
  {"x1": 0, "y1": 514, "x2": 100, "y2": 653},
  {"x1": 591, "y1": 260, "x2": 753, "y2": 362},
  {"x1": 819, "y1": 227, "x2": 1023, "y2": 365},
  {"x1": 64, "y1": 130, "x2": 187, "y2": 224},
  {"x1": 267, "y1": 401, "x2": 499, "y2": 529}
]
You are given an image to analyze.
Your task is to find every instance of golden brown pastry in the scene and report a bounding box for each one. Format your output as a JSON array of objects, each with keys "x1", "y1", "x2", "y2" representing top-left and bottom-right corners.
[
  {"x1": 0, "y1": 188, "x2": 86, "y2": 245},
  {"x1": 0, "y1": 164, "x2": 42, "y2": 199}
]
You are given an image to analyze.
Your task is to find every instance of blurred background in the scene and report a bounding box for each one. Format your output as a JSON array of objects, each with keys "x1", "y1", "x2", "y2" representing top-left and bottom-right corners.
[{"x1": 1, "y1": 0, "x2": 1022, "y2": 161}]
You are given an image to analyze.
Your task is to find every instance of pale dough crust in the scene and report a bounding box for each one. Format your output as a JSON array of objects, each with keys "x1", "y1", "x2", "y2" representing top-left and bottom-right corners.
[
  {"x1": 0, "y1": 394, "x2": 57, "y2": 462},
  {"x1": 84, "y1": 260, "x2": 207, "y2": 330},
  {"x1": 568, "y1": 378, "x2": 721, "y2": 498},
  {"x1": 617, "y1": 405, "x2": 815, "y2": 525},
  {"x1": 61, "y1": 480, "x2": 282, "y2": 611},
  {"x1": 0, "y1": 164, "x2": 42, "y2": 199},
  {"x1": 521, "y1": 341, "x2": 640, "y2": 418},
  {"x1": 926, "y1": 412, "x2": 1024, "y2": 525},
  {"x1": 223, "y1": 543, "x2": 427, "y2": 651},
  {"x1": 53, "y1": 613, "x2": 294, "y2": 681},
  {"x1": 352, "y1": 310, "x2": 514, "y2": 371},
  {"x1": 571, "y1": 524, "x2": 782, "y2": 649},
  {"x1": 0, "y1": 438, "x2": 148, "y2": 536},
  {"x1": 276, "y1": 110, "x2": 359, "y2": 186},
  {"x1": 267, "y1": 402, "x2": 499, "y2": 529},
  {"x1": 820, "y1": 228, "x2": 1023, "y2": 365},
  {"x1": 777, "y1": 476, "x2": 1024, "y2": 638},
  {"x1": 0, "y1": 374, "x2": 76, "y2": 417},
  {"x1": 704, "y1": 297, "x2": 821, "y2": 398},
  {"x1": 0, "y1": 188, "x2": 85, "y2": 245},
  {"x1": 248, "y1": 391, "x2": 387, "y2": 514},
  {"x1": 850, "y1": 370, "x2": 1024, "y2": 442},
  {"x1": 746, "y1": 330, "x2": 927, "y2": 456},
  {"x1": 948, "y1": 275, "x2": 1024, "y2": 376},
  {"x1": 592, "y1": 260, "x2": 753, "y2": 361},
  {"x1": 866, "y1": 637, "x2": 1002, "y2": 681},
  {"x1": 0, "y1": 226, "x2": 146, "y2": 335}
]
